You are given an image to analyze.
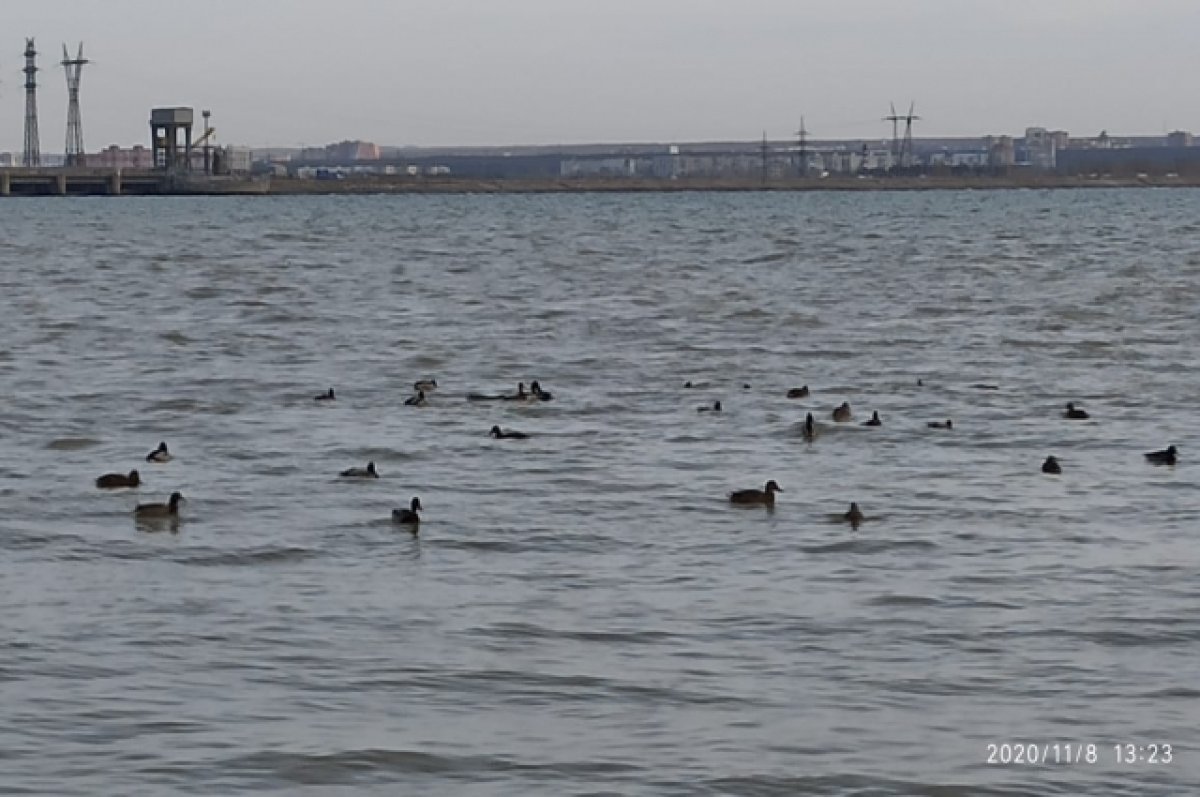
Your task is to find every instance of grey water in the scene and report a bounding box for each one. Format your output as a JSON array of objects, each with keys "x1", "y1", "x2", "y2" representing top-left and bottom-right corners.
[{"x1": 0, "y1": 190, "x2": 1196, "y2": 796}]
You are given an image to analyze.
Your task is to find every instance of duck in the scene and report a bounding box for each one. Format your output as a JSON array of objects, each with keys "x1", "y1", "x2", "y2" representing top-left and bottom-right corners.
[
  {"x1": 530, "y1": 381, "x2": 553, "y2": 401},
  {"x1": 340, "y1": 461, "x2": 379, "y2": 478},
  {"x1": 314, "y1": 388, "x2": 335, "y2": 401},
  {"x1": 843, "y1": 502, "x2": 865, "y2": 528},
  {"x1": 698, "y1": 400, "x2": 722, "y2": 413},
  {"x1": 392, "y1": 496, "x2": 422, "y2": 527},
  {"x1": 1145, "y1": 445, "x2": 1177, "y2": 466},
  {"x1": 414, "y1": 378, "x2": 438, "y2": 393},
  {"x1": 145, "y1": 442, "x2": 172, "y2": 463},
  {"x1": 1041, "y1": 455, "x2": 1062, "y2": 474},
  {"x1": 928, "y1": 419, "x2": 953, "y2": 429},
  {"x1": 786, "y1": 386, "x2": 810, "y2": 399},
  {"x1": 135, "y1": 491, "x2": 184, "y2": 518},
  {"x1": 831, "y1": 402, "x2": 853, "y2": 422},
  {"x1": 862, "y1": 411, "x2": 882, "y2": 427},
  {"x1": 490, "y1": 425, "x2": 529, "y2": 440},
  {"x1": 802, "y1": 412, "x2": 817, "y2": 441},
  {"x1": 96, "y1": 469, "x2": 140, "y2": 489},
  {"x1": 404, "y1": 390, "x2": 427, "y2": 407},
  {"x1": 729, "y1": 480, "x2": 782, "y2": 506},
  {"x1": 1063, "y1": 402, "x2": 1089, "y2": 420}
]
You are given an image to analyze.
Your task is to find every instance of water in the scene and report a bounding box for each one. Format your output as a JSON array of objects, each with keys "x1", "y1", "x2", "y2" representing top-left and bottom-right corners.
[{"x1": 0, "y1": 190, "x2": 1196, "y2": 795}]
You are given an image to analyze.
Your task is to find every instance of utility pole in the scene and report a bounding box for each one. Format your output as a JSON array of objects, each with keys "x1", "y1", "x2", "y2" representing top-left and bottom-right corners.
[
  {"x1": 795, "y1": 116, "x2": 809, "y2": 176},
  {"x1": 202, "y1": 109, "x2": 212, "y2": 174},
  {"x1": 901, "y1": 102, "x2": 920, "y2": 169},
  {"x1": 884, "y1": 102, "x2": 901, "y2": 172},
  {"x1": 760, "y1": 130, "x2": 768, "y2": 185}
]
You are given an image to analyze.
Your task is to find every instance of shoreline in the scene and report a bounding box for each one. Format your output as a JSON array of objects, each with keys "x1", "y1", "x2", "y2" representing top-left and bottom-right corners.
[{"x1": 262, "y1": 174, "x2": 1200, "y2": 195}]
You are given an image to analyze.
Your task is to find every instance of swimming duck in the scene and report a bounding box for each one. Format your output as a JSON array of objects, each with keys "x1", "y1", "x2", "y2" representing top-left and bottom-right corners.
[
  {"x1": 135, "y1": 491, "x2": 184, "y2": 518},
  {"x1": 404, "y1": 390, "x2": 428, "y2": 407},
  {"x1": 145, "y1": 442, "x2": 172, "y2": 463},
  {"x1": 1063, "y1": 402, "x2": 1089, "y2": 420},
  {"x1": 729, "y1": 480, "x2": 782, "y2": 506},
  {"x1": 843, "y1": 502, "x2": 865, "y2": 528},
  {"x1": 862, "y1": 411, "x2": 882, "y2": 427},
  {"x1": 340, "y1": 461, "x2": 379, "y2": 478},
  {"x1": 786, "y1": 386, "x2": 810, "y2": 399},
  {"x1": 698, "y1": 400, "x2": 722, "y2": 413},
  {"x1": 96, "y1": 469, "x2": 140, "y2": 489},
  {"x1": 802, "y1": 412, "x2": 817, "y2": 441},
  {"x1": 832, "y1": 402, "x2": 853, "y2": 422},
  {"x1": 314, "y1": 388, "x2": 335, "y2": 401},
  {"x1": 1041, "y1": 456, "x2": 1062, "y2": 474},
  {"x1": 928, "y1": 420, "x2": 953, "y2": 429},
  {"x1": 530, "y1": 381, "x2": 553, "y2": 401},
  {"x1": 414, "y1": 378, "x2": 438, "y2": 393},
  {"x1": 490, "y1": 425, "x2": 529, "y2": 439},
  {"x1": 392, "y1": 496, "x2": 422, "y2": 527},
  {"x1": 1145, "y1": 445, "x2": 1177, "y2": 466}
]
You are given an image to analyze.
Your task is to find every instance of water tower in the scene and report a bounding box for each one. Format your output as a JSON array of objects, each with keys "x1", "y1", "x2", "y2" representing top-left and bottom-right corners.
[{"x1": 150, "y1": 107, "x2": 194, "y2": 171}]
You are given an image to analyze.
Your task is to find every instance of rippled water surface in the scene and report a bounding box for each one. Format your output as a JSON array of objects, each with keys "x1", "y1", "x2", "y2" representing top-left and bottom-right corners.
[{"x1": 1, "y1": 190, "x2": 1197, "y2": 795}]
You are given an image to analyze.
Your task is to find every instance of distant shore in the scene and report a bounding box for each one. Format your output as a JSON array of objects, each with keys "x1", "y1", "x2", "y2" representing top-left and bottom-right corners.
[{"x1": 265, "y1": 173, "x2": 1200, "y2": 195}]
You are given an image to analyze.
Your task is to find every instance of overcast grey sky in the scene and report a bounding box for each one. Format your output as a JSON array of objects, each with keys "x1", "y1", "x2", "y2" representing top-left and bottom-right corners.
[{"x1": 5, "y1": 0, "x2": 1199, "y2": 152}]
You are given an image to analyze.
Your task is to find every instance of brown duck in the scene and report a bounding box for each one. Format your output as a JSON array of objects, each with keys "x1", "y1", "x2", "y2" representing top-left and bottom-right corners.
[{"x1": 729, "y1": 480, "x2": 782, "y2": 506}]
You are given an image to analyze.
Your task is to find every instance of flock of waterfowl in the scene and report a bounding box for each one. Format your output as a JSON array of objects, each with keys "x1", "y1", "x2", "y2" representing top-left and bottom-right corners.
[
  {"x1": 93, "y1": 378, "x2": 1178, "y2": 534},
  {"x1": 714, "y1": 385, "x2": 1179, "y2": 530},
  {"x1": 93, "y1": 378, "x2": 557, "y2": 533}
]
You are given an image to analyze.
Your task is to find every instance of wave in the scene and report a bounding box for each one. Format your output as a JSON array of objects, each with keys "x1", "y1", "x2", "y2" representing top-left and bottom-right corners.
[
  {"x1": 172, "y1": 546, "x2": 319, "y2": 567},
  {"x1": 219, "y1": 748, "x2": 641, "y2": 784}
]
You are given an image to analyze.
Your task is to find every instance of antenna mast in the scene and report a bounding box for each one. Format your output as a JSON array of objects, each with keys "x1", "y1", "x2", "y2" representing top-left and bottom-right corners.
[
  {"x1": 23, "y1": 38, "x2": 40, "y2": 167},
  {"x1": 62, "y1": 42, "x2": 88, "y2": 166}
]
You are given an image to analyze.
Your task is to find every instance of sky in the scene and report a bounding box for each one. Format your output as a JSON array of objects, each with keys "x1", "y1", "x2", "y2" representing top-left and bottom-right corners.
[{"x1": 4, "y1": 0, "x2": 1200, "y2": 153}]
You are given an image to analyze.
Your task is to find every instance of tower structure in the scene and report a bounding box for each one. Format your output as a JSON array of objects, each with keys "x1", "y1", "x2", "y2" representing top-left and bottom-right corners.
[
  {"x1": 884, "y1": 102, "x2": 901, "y2": 169},
  {"x1": 795, "y1": 116, "x2": 809, "y2": 176},
  {"x1": 900, "y1": 102, "x2": 920, "y2": 168},
  {"x1": 884, "y1": 101, "x2": 920, "y2": 170},
  {"x1": 62, "y1": 42, "x2": 88, "y2": 166},
  {"x1": 22, "y1": 38, "x2": 40, "y2": 167}
]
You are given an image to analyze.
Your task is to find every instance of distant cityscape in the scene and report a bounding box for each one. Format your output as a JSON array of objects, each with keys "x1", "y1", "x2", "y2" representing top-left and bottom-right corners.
[
  {"x1": 9, "y1": 126, "x2": 1200, "y2": 183},
  {"x1": 5, "y1": 38, "x2": 1200, "y2": 182},
  {"x1": 230, "y1": 127, "x2": 1200, "y2": 181}
]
